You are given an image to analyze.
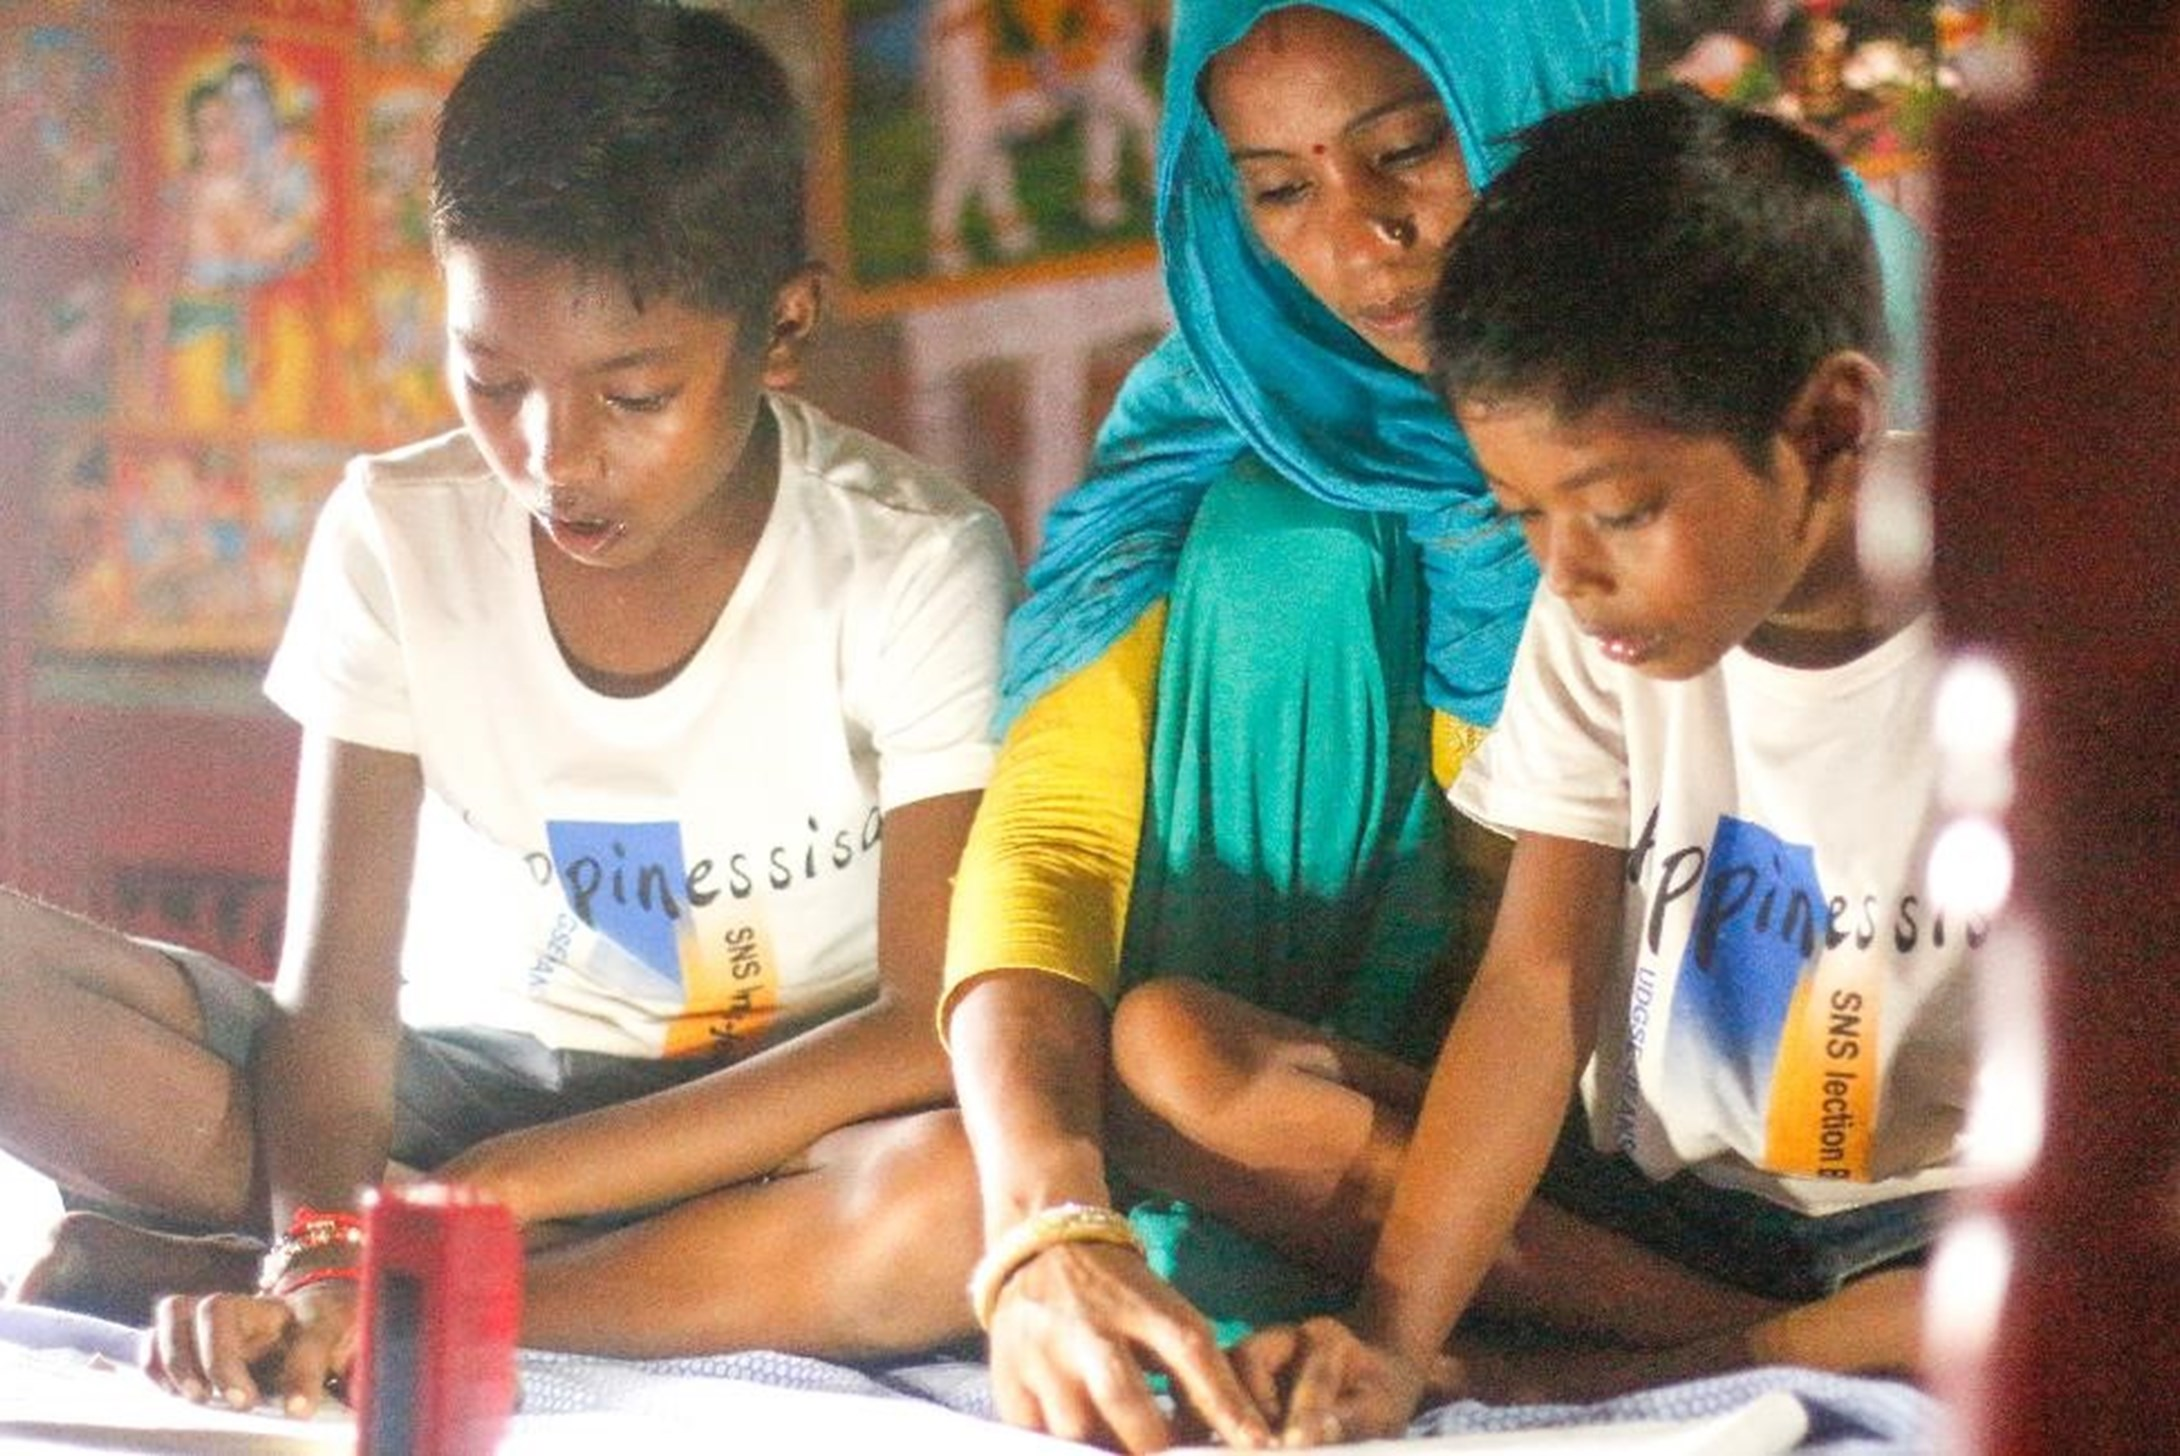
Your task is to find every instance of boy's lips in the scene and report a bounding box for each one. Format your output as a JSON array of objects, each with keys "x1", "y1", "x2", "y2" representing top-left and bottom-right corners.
[
  {"x1": 538, "y1": 508, "x2": 627, "y2": 559},
  {"x1": 1584, "y1": 624, "x2": 1663, "y2": 667}
]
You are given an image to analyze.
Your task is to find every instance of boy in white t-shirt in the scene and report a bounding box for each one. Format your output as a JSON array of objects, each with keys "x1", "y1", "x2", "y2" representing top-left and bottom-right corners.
[
  {"x1": 0, "y1": 0, "x2": 1014, "y2": 1416},
  {"x1": 1237, "y1": 88, "x2": 1979, "y2": 1440}
]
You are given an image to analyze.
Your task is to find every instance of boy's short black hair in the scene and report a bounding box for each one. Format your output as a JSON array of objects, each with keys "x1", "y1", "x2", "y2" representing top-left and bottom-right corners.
[
  {"x1": 432, "y1": 0, "x2": 805, "y2": 326},
  {"x1": 1428, "y1": 86, "x2": 1885, "y2": 464}
]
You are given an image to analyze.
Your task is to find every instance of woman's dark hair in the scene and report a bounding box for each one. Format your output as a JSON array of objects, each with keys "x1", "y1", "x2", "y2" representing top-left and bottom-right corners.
[{"x1": 432, "y1": 0, "x2": 806, "y2": 325}]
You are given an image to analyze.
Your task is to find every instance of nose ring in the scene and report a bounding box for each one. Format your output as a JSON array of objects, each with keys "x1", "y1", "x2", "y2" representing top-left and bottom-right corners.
[{"x1": 1375, "y1": 213, "x2": 1418, "y2": 247}]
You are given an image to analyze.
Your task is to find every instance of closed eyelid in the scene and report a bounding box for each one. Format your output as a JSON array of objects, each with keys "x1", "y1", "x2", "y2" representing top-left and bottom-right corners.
[{"x1": 462, "y1": 372, "x2": 524, "y2": 397}]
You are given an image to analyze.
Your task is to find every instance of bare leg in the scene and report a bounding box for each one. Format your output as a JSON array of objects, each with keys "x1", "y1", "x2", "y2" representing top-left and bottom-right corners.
[
  {"x1": 1450, "y1": 1268, "x2": 1928, "y2": 1405},
  {"x1": 0, "y1": 889, "x2": 258, "y2": 1225},
  {"x1": 1109, "y1": 977, "x2": 1424, "y2": 1271},
  {"x1": 1108, "y1": 978, "x2": 1783, "y2": 1349},
  {"x1": 518, "y1": 1108, "x2": 982, "y2": 1359},
  {"x1": 11, "y1": 1211, "x2": 261, "y2": 1326}
]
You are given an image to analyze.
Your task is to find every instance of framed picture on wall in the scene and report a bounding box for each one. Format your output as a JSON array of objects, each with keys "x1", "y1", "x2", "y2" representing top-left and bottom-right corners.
[{"x1": 816, "y1": 0, "x2": 1167, "y2": 317}]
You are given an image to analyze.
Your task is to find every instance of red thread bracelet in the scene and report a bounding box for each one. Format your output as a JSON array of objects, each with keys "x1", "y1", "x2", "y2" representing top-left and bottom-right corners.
[
  {"x1": 259, "y1": 1207, "x2": 367, "y2": 1294},
  {"x1": 272, "y1": 1265, "x2": 362, "y2": 1299}
]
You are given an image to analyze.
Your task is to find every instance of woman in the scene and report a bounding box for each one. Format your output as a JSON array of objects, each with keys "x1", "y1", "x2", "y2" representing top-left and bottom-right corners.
[{"x1": 942, "y1": 2, "x2": 1928, "y2": 1450}]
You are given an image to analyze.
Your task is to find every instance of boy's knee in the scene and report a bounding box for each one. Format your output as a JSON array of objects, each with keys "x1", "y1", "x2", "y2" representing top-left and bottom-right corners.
[
  {"x1": 1111, "y1": 977, "x2": 1239, "y2": 1120},
  {"x1": 834, "y1": 1108, "x2": 978, "y2": 1223}
]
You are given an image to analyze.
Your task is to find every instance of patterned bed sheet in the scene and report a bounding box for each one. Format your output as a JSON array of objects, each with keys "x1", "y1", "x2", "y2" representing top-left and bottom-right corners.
[{"x1": 0, "y1": 1303, "x2": 1945, "y2": 1453}]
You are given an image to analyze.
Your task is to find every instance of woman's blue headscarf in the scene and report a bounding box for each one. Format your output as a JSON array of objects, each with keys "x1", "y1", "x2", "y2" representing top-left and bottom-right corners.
[
  {"x1": 997, "y1": 0, "x2": 1924, "y2": 730},
  {"x1": 997, "y1": 0, "x2": 1634, "y2": 730}
]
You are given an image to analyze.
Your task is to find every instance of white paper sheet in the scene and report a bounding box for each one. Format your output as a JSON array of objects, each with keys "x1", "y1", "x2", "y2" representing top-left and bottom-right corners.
[{"x1": 0, "y1": 1334, "x2": 1093, "y2": 1455}]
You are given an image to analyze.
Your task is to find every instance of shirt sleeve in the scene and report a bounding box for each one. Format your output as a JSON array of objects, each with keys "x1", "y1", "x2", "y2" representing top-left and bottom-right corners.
[
  {"x1": 1449, "y1": 591, "x2": 1630, "y2": 849},
  {"x1": 261, "y1": 460, "x2": 416, "y2": 753},
  {"x1": 939, "y1": 601, "x2": 1165, "y2": 1035},
  {"x1": 868, "y1": 506, "x2": 1021, "y2": 811}
]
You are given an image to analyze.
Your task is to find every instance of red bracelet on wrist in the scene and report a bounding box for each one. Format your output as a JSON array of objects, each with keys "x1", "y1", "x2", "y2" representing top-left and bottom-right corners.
[
  {"x1": 259, "y1": 1206, "x2": 367, "y2": 1295},
  {"x1": 270, "y1": 1265, "x2": 363, "y2": 1299}
]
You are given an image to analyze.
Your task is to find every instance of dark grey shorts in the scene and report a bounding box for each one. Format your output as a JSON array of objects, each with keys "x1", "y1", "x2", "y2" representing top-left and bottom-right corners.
[
  {"x1": 1536, "y1": 1111, "x2": 1946, "y2": 1305},
  {"x1": 161, "y1": 941, "x2": 726, "y2": 1176}
]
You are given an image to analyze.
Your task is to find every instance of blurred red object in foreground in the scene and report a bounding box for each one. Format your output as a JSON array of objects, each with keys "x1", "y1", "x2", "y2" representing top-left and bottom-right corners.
[{"x1": 353, "y1": 1182, "x2": 522, "y2": 1456}]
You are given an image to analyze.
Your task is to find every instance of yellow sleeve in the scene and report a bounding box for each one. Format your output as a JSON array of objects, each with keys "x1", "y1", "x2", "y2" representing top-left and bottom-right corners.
[
  {"x1": 940, "y1": 603, "x2": 1166, "y2": 1037},
  {"x1": 1431, "y1": 708, "x2": 1489, "y2": 791}
]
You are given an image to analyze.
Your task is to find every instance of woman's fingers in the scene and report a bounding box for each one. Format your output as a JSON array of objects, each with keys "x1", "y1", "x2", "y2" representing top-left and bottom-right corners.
[
  {"x1": 1229, "y1": 1324, "x2": 1300, "y2": 1421},
  {"x1": 988, "y1": 1239, "x2": 1273, "y2": 1452},
  {"x1": 270, "y1": 1283, "x2": 360, "y2": 1417},
  {"x1": 1129, "y1": 1292, "x2": 1270, "y2": 1451}
]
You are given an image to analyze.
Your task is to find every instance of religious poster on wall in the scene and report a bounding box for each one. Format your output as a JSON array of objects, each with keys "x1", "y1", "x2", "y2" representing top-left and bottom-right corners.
[
  {"x1": 0, "y1": 3, "x2": 119, "y2": 229},
  {"x1": 13, "y1": 0, "x2": 491, "y2": 658},
  {"x1": 121, "y1": 18, "x2": 362, "y2": 438}
]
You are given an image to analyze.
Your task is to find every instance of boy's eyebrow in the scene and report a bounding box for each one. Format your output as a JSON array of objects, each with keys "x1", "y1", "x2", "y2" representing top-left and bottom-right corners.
[
  {"x1": 451, "y1": 329, "x2": 681, "y2": 374},
  {"x1": 1548, "y1": 465, "x2": 1620, "y2": 496},
  {"x1": 1482, "y1": 463, "x2": 1620, "y2": 502},
  {"x1": 1226, "y1": 86, "x2": 1443, "y2": 164}
]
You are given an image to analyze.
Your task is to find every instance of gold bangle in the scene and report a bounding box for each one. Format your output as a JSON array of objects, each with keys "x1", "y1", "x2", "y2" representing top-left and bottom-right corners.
[{"x1": 969, "y1": 1202, "x2": 1146, "y2": 1331}]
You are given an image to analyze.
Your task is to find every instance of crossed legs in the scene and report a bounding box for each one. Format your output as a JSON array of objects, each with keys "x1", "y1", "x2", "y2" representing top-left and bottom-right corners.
[{"x1": 1105, "y1": 976, "x2": 1924, "y2": 1399}]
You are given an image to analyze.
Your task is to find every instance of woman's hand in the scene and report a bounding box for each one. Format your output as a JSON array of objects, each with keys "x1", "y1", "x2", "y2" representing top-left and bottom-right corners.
[
  {"x1": 144, "y1": 1279, "x2": 360, "y2": 1419},
  {"x1": 987, "y1": 1240, "x2": 1272, "y2": 1454},
  {"x1": 1230, "y1": 1315, "x2": 1436, "y2": 1446}
]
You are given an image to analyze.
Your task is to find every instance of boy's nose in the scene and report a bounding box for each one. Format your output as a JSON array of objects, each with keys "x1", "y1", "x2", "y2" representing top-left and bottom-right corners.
[
  {"x1": 524, "y1": 395, "x2": 603, "y2": 488},
  {"x1": 1537, "y1": 520, "x2": 1609, "y2": 599}
]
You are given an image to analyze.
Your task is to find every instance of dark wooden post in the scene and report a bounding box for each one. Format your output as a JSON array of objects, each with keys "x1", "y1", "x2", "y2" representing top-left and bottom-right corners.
[{"x1": 1930, "y1": 1, "x2": 2180, "y2": 1449}]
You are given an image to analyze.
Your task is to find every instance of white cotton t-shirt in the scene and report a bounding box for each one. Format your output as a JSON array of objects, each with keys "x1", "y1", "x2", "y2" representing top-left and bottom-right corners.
[
  {"x1": 264, "y1": 394, "x2": 1017, "y2": 1058},
  {"x1": 1452, "y1": 591, "x2": 1980, "y2": 1214}
]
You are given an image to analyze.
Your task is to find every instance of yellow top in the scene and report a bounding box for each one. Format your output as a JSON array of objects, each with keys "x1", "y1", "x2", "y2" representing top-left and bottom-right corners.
[
  {"x1": 940, "y1": 603, "x2": 1166, "y2": 1033},
  {"x1": 939, "y1": 600, "x2": 1487, "y2": 1037}
]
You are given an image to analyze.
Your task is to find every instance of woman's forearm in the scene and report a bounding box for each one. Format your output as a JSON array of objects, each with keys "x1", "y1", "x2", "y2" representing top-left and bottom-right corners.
[{"x1": 948, "y1": 970, "x2": 1117, "y2": 1239}]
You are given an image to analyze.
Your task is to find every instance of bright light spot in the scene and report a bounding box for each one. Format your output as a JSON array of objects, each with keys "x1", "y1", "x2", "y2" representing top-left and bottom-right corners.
[
  {"x1": 1929, "y1": 814, "x2": 2014, "y2": 919},
  {"x1": 1925, "y1": 1211, "x2": 2014, "y2": 1367},
  {"x1": 1934, "y1": 654, "x2": 2019, "y2": 761},
  {"x1": 1962, "y1": 917, "x2": 2047, "y2": 1178},
  {"x1": 1858, "y1": 431, "x2": 1932, "y2": 590}
]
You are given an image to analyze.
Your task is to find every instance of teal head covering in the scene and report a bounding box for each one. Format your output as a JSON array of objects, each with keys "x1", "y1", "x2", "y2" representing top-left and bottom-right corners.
[
  {"x1": 997, "y1": 0, "x2": 1926, "y2": 730},
  {"x1": 998, "y1": 0, "x2": 1638, "y2": 729}
]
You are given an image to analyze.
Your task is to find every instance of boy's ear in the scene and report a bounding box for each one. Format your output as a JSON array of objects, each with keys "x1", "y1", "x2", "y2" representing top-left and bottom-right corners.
[
  {"x1": 757, "y1": 263, "x2": 827, "y2": 390},
  {"x1": 1784, "y1": 350, "x2": 1887, "y2": 493}
]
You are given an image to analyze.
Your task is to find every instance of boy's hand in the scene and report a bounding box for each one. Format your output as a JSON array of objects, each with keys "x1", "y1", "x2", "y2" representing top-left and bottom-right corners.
[
  {"x1": 144, "y1": 1280, "x2": 359, "y2": 1418},
  {"x1": 987, "y1": 1240, "x2": 1273, "y2": 1454},
  {"x1": 1230, "y1": 1316, "x2": 1433, "y2": 1447}
]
